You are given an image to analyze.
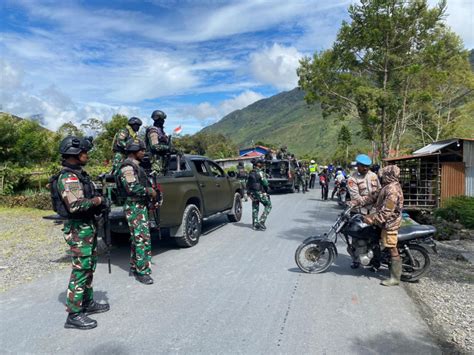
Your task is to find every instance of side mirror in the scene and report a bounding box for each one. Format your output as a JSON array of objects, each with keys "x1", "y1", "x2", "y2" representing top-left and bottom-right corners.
[{"x1": 227, "y1": 171, "x2": 236, "y2": 178}]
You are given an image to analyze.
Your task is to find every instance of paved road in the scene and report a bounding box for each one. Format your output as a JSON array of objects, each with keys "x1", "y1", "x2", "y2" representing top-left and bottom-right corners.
[{"x1": 0, "y1": 188, "x2": 440, "y2": 354}]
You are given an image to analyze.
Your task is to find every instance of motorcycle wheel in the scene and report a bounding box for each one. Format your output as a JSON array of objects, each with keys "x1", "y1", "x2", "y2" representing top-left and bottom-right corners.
[
  {"x1": 400, "y1": 244, "x2": 430, "y2": 282},
  {"x1": 295, "y1": 240, "x2": 335, "y2": 273}
]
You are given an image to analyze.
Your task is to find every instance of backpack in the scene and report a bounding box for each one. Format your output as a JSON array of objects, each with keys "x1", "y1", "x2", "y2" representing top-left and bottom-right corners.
[{"x1": 319, "y1": 175, "x2": 327, "y2": 184}]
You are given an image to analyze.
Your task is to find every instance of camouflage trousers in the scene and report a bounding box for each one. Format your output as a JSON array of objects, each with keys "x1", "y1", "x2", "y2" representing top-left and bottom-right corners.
[
  {"x1": 249, "y1": 191, "x2": 272, "y2": 224},
  {"x1": 63, "y1": 220, "x2": 97, "y2": 314},
  {"x1": 112, "y1": 152, "x2": 125, "y2": 174},
  {"x1": 124, "y1": 200, "x2": 152, "y2": 275}
]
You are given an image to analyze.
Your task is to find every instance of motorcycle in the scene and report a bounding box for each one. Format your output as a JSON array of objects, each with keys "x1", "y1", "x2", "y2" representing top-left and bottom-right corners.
[{"x1": 294, "y1": 208, "x2": 437, "y2": 282}]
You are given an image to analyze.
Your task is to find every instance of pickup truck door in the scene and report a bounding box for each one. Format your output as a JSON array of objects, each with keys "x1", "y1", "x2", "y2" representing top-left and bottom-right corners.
[
  {"x1": 205, "y1": 160, "x2": 233, "y2": 212},
  {"x1": 191, "y1": 159, "x2": 221, "y2": 214}
]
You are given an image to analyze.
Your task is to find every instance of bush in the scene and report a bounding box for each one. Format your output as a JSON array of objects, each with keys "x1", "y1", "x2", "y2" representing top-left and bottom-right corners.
[
  {"x1": 434, "y1": 196, "x2": 474, "y2": 229},
  {"x1": 0, "y1": 193, "x2": 52, "y2": 210}
]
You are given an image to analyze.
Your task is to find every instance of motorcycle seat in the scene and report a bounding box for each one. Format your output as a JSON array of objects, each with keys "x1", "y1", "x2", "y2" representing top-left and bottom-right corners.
[{"x1": 398, "y1": 225, "x2": 436, "y2": 241}]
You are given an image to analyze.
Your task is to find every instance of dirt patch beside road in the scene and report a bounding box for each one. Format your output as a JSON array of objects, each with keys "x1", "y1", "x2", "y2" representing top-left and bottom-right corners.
[
  {"x1": 0, "y1": 208, "x2": 68, "y2": 292},
  {"x1": 404, "y1": 240, "x2": 474, "y2": 354}
]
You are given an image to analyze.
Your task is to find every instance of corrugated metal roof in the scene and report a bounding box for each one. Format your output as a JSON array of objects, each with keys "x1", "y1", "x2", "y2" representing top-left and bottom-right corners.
[
  {"x1": 383, "y1": 152, "x2": 439, "y2": 162},
  {"x1": 413, "y1": 139, "x2": 457, "y2": 155}
]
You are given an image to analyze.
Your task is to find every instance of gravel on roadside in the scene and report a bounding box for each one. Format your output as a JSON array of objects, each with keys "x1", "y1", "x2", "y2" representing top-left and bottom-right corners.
[
  {"x1": 0, "y1": 208, "x2": 69, "y2": 292},
  {"x1": 404, "y1": 239, "x2": 474, "y2": 354}
]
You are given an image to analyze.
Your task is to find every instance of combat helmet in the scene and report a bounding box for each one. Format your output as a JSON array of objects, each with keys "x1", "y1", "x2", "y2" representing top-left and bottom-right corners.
[
  {"x1": 125, "y1": 139, "x2": 146, "y2": 153},
  {"x1": 151, "y1": 110, "x2": 167, "y2": 121},
  {"x1": 355, "y1": 154, "x2": 372, "y2": 166},
  {"x1": 59, "y1": 136, "x2": 93, "y2": 156},
  {"x1": 128, "y1": 117, "x2": 143, "y2": 126}
]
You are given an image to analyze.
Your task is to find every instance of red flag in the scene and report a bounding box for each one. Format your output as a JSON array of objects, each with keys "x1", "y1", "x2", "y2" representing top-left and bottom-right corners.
[{"x1": 173, "y1": 125, "x2": 182, "y2": 135}]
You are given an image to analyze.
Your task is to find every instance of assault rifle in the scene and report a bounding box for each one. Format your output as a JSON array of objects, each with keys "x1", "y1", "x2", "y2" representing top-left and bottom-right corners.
[{"x1": 98, "y1": 173, "x2": 113, "y2": 274}]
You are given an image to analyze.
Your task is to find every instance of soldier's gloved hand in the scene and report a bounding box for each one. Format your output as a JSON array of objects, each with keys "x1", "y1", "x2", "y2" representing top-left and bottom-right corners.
[{"x1": 92, "y1": 196, "x2": 103, "y2": 206}]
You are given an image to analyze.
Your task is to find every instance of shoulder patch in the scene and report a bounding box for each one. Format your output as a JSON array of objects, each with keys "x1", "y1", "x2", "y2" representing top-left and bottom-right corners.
[
  {"x1": 348, "y1": 179, "x2": 355, "y2": 188},
  {"x1": 121, "y1": 165, "x2": 136, "y2": 183}
]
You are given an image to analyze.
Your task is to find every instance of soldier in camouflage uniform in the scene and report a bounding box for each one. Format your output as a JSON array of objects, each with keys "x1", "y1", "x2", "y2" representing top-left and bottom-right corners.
[
  {"x1": 54, "y1": 136, "x2": 110, "y2": 329},
  {"x1": 111, "y1": 117, "x2": 142, "y2": 174},
  {"x1": 246, "y1": 159, "x2": 272, "y2": 231},
  {"x1": 236, "y1": 161, "x2": 248, "y2": 202},
  {"x1": 364, "y1": 165, "x2": 404, "y2": 286},
  {"x1": 145, "y1": 110, "x2": 170, "y2": 176},
  {"x1": 116, "y1": 139, "x2": 157, "y2": 285}
]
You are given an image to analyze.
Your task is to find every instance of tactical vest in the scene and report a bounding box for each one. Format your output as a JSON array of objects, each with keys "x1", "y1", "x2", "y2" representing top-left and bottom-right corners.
[
  {"x1": 246, "y1": 170, "x2": 262, "y2": 192},
  {"x1": 49, "y1": 167, "x2": 96, "y2": 219},
  {"x1": 116, "y1": 158, "x2": 150, "y2": 200},
  {"x1": 145, "y1": 126, "x2": 168, "y2": 154}
]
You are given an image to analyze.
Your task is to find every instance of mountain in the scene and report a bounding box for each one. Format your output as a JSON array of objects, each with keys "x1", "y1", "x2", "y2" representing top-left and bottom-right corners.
[{"x1": 201, "y1": 88, "x2": 370, "y2": 160}]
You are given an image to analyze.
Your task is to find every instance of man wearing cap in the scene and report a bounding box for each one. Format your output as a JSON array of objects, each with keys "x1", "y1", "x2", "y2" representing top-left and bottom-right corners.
[
  {"x1": 347, "y1": 154, "x2": 381, "y2": 214},
  {"x1": 347, "y1": 154, "x2": 381, "y2": 268},
  {"x1": 116, "y1": 139, "x2": 157, "y2": 285},
  {"x1": 111, "y1": 117, "x2": 142, "y2": 174}
]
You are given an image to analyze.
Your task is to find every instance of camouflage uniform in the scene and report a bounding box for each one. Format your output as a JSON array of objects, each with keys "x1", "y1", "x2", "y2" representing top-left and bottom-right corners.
[
  {"x1": 111, "y1": 125, "x2": 139, "y2": 173},
  {"x1": 347, "y1": 170, "x2": 381, "y2": 214},
  {"x1": 371, "y1": 165, "x2": 404, "y2": 248},
  {"x1": 145, "y1": 126, "x2": 169, "y2": 176},
  {"x1": 116, "y1": 158, "x2": 154, "y2": 275},
  {"x1": 247, "y1": 167, "x2": 272, "y2": 226},
  {"x1": 295, "y1": 167, "x2": 305, "y2": 193},
  {"x1": 57, "y1": 167, "x2": 99, "y2": 314}
]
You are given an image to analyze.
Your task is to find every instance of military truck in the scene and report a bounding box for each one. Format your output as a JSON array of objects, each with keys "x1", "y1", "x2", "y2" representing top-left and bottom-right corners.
[
  {"x1": 104, "y1": 154, "x2": 243, "y2": 247},
  {"x1": 266, "y1": 159, "x2": 297, "y2": 193}
]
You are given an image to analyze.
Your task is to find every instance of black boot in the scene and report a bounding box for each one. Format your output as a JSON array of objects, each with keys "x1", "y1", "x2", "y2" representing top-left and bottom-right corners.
[
  {"x1": 135, "y1": 273, "x2": 154, "y2": 285},
  {"x1": 83, "y1": 300, "x2": 110, "y2": 315},
  {"x1": 65, "y1": 312, "x2": 97, "y2": 330},
  {"x1": 252, "y1": 222, "x2": 261, "y2": 231},
  {"x1": 258, "y1": 221, "x2": 266, "y2": 230}
]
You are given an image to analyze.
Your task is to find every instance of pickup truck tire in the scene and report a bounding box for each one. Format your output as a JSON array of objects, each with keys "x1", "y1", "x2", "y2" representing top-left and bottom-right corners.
[
  {"x1": 227, "y1": 193, "x2": 243, "y2": 222},
  {"x1": 175, "y1": 204, "x2": 202, "y2": 248}
]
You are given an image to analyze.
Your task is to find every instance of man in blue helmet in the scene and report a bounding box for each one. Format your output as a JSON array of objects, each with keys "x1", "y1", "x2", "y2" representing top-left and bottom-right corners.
[{"x1": 347, "y1": 154, "x2": 381, "y2": 268}]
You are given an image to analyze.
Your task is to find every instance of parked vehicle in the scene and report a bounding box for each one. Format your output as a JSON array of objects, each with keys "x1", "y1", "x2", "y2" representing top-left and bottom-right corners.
[
  {"x1": 266, "y1": 159, "x2": 297, "y2": 193},
  {"x1": 294, "y1": 208, "x2": 437, "y2": 282}
]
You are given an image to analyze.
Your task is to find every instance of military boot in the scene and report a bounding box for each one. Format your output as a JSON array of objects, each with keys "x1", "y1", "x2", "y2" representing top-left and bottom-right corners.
[
  {"x1": 258, "y1": 221, "x2": 267, "y2": 230},
  {"x1": 381, "y1": 258, "x2": 402, "y2": 286},
  {"x1": 83, "y1": 300, "x2": 110, "y2": 315},
  {"x1": 252, "y1": 222, "x2": 261, "y2": 231},
  {"x1": 64, "y1": 312, "x2": 97, "y2": 330},
  {"x1": 135, "y1": 273, "x2": 154, "y2": 285}
]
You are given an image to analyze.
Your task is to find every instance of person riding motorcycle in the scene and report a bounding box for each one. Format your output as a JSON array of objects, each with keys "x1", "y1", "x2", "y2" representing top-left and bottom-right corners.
[
  {"x1": 331, "y1": 170, "x2": 346, "y2": 200},
  {"x1": 347, "y1": 154, "x2": 381, "y2": 214},
  {"x1": 363, "y1": 165, "x2": 404, "y2": 286}
]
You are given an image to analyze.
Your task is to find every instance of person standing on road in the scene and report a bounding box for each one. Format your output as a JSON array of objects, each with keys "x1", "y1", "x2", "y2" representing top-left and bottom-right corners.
[
  {"x1": 236, "y1": 161, "x2": 249, "y2": 202},
  {"x1": 111, "y1": 117, "x2": 142, "y2": 174},
  {"x1": 363, "y1": 165, "x2": 404, "y2": 286},
  {"x1": 246, "y1": 158, "x2": 272, "y2": 231},
  {"x1": 309, "y1": 160, "x2": 317, "y2": 189},
  {"x1": 54, "y1": 136, "x2": 110, "y2": 330},
  {"x1": 145, "y1": 110, "x2": 171, "y2": 176},
  {"x1": 331, "y1": 170, "x2": 346, "y2": 200},
  {"x1": 318, "y1": 167, "x2": 329, "y2": 200},
  {"x1": 116, "y1": 139, "x2": 157, "y2": 285}
]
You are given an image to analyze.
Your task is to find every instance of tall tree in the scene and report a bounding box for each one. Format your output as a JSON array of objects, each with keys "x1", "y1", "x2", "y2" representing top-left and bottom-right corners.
[
  {"x1": 297, "y1": 0, "x2": 464, "y2": 158},
  {"x1": 57, "y1": 121, "x2": 84, "y2": 138}
]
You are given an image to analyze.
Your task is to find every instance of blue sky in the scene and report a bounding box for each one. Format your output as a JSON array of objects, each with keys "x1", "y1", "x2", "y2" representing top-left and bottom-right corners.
[{"x1": 1, "y1": 0, "x2": 473, "y2": 134}]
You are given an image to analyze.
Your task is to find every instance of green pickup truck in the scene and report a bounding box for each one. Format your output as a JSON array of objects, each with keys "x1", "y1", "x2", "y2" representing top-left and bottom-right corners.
[{"x1": 106, "y1": 154, "x2": 243, "y2": 247}]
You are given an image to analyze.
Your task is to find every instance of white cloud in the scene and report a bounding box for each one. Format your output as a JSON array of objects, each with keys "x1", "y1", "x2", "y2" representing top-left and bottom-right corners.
[
  {"x1": 442, "y1": 0, "x2": 474, "y2": 48},
  {"x1": 0, "y1": 60, "x2": 140, "y2": 130},
  {"x1": 249, "y1": 44, "x2": 304, "y2": 90},
  {"x1": 178, "y1": 90, "x2": 265, "y2": 123}
]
